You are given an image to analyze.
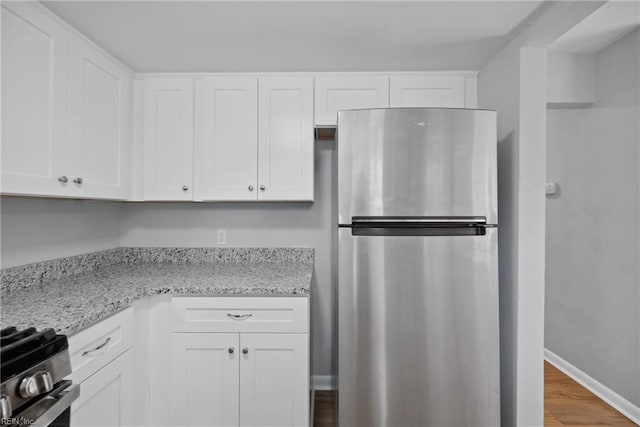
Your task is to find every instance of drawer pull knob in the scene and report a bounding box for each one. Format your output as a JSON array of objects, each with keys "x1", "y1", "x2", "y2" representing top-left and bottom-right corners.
[
  {"x1": 227, "y1": 313, "x2": 253, "y2": 320},
  {"x1": 242, "y1": 347, "x2": 249, "y2": 355},
  {"x1": 82, "y1": 337, "x2": 112, "y2": 357},
  {"x1": 228, "y1": 347, "x2": 235, "y2": 354}
]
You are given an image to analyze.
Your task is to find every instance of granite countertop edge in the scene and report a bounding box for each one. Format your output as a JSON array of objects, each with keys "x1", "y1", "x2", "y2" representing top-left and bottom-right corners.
[{"x1": 1, "y1": 247, "x2": 314, "y2": 336}]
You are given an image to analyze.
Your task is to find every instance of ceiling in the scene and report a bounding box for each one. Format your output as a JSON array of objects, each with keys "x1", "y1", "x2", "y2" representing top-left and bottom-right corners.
[
  {"x1": 550, "y1": 0, "x2": 640, "y2": 53},
  {"x1": 42, "y1": 1, "x2": 544, "y2": 73}
]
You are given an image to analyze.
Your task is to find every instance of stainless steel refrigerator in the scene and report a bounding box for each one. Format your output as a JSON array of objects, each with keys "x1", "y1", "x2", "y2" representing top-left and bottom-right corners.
[{"x1": 337, "y1": 108, "x2": 500, "y2": 427}]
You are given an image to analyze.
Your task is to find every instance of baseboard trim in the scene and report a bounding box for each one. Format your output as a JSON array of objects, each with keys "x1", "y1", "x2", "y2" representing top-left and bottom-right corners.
[
  {"x1": 544, "y1": 348, "x2": 640, "y2": 425},
  {"x1": 312, "y1": 375, "x2": 337, "y2": 390}
]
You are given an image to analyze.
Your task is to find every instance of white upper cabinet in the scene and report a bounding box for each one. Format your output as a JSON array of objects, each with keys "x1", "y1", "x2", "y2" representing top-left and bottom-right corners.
[
  {"x1": 390, "y1": 75, "x2": 466, "y2": 108},
  {"x1": 195, "y1": 77, "x2": 258, "y2": 201},
  {"x1": 258, "y1": 77, "x2": 314, "y2": 201},
  {"x1": 143, "y1": 78, "x2": 194, "y2": 200},
  {"x1": 67, "y1": 38, "x2": 131, "y2": 199},
  {"x1": 314, "y1": 76, "x2": 389, "y2": 126},
  {"x1": 1, "y1": 3, "x2": 69, "y2": 197}
]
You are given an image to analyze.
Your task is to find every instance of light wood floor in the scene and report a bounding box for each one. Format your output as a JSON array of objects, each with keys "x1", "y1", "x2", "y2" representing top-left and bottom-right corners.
[
  {"x1": 313, "y1": 362, "x2": 637, "y2": 426},
  {"x1": 544, "y1": 361, "x2": 636, "y2": 426}
]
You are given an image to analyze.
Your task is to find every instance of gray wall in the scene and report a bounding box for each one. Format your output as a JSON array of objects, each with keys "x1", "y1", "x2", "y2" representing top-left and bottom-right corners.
[
  {"x1": 478, "y1": 49, "x2": 520, "y2": 427},
  {"x1": 0, "y1": 197, "x2": 122, "y2": 268},
  {"x1": 120, "y1": 142, "x2": 336, "y2": 377},
  {"x1": 479, "y1": 46, "x2": 548, "y2": 426},
  {"x1": 545, "y1": 29, "x2": 640, "y2": 406}
]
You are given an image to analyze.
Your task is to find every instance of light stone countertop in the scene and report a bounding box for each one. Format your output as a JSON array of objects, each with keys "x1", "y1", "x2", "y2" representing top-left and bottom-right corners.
[{"x1": 0, "y1": 248, "x2": 313, "y2": 336}]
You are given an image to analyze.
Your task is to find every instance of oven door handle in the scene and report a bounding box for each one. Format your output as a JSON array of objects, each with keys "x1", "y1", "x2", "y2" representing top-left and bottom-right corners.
[{"x1": 16, "y1": 381, "x2": 80, "y2": 427}]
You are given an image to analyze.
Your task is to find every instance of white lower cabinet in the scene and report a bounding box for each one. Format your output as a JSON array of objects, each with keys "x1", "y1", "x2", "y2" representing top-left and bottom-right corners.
[
  {"x1": 71, "y1": 349, "x2": 134, "y2": 427},
  {"x1": 67, "y1": 298, "x2": 309, "y2": 427},
  {"x1": 171, "y1": 333, "x2": 240, "y2": 427},
  {"x1": 170, "y1": 332, "x2": 309, "y2": 427},
  {"x1": 239, "y1": 334, "x2": 309, "y2": 427},
  {"x1": 168, "y1": 296, "x2": 310, "y2": 427}
]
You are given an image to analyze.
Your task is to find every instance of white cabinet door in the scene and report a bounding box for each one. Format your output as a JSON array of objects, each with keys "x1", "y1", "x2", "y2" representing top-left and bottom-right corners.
[
  {"x1": 258, "y1": 77, "x2": 314, "y2": 201},
  {"x1": 171, "y1": 333, "x2": 240, "y2": 427},
  {"x1": 71, "y1": 349, "x2": 134, "y2": 427},
  {"x1": 239, "y1": 334, "x2": 309, "y2": 427},
  {"x1": 390, "y1": 75, "x2": 466, "y2": 108},
  {"x1": 143, "y1": 78, "x2": 194, "y2": 200},
  {"x1": 314, "y1": 76, "x2": 389, "y2": 126},
  {"x1": 1, "y1": 3, "x2": 69, "y2": 197},
  {"x1": 195, "y1": 77, "x2": 258, "y2": 201},
  {"x1": 68, "y1": 38, "x2": 130, "y2": 200}
]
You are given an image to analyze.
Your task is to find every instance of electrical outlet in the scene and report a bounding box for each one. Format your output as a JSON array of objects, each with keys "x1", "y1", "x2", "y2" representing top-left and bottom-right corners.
[
  {"x1": 545, "y1": 181, "x2": 559, "y2": 196},
  {"x1": 217, "y1": 229, "x2": 227, "y2": 245}
]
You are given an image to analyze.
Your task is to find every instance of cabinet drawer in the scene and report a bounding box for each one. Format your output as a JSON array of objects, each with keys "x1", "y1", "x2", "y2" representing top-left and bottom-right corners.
[
  {"x1": 68, "y1": 307, "x2": 134, "y2": 384},
  {"x1": 171, "y1": 297, "x2": 308, "y2": 333}
]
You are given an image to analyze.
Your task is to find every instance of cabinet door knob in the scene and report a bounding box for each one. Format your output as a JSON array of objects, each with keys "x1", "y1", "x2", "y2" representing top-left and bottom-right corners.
[
  {"x1": 242, "y1": 347, "x2": 249, "y2": 355},
  {"x1": 182, "y1": 185, "x2": 189, "y2": 192},
  {"x1": 228, "y1": 347, "x2": 235, "y2": 354},
  {"x1": 248, "y1": 185, "x2": 254, "y2": 191},
  {"x1": 73, "y1": 177, "x2": 83, "y2": 185},
  {"x1": 57, "y1": 176, "x2": 68, "y2": 184},
  {"x1": 259, "y1": 185, "x2": 266, "y2": 191}
]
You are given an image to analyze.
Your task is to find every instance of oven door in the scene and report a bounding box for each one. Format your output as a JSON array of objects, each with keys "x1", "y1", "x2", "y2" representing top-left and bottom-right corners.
[{"x1": 11, "y1": 380, "x2": 79, "y2": 427}]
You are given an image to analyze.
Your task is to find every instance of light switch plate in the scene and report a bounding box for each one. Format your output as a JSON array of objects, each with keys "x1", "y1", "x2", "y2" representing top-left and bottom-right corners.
[{"x1": 217, "y1": 229, "x2": 227, "y2": 245}]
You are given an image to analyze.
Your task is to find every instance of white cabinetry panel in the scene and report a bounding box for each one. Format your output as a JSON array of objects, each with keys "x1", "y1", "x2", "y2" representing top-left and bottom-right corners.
[
  {"x1": 258, "y1": 77, "x2": 314, "y2": 201},
  {"x1": 68, "y1": 38, "x2": 130, "y2": 199},
  {"x1": 195, "y1": 77, "x2": 258, "y2": 201},
  {"x1": 71, "y1": 349, "x2": 134, "y2": 427},
  {"x1": 239, "y1": 334, "x2": 309, "y2": 427},
  {"x1": 171, "y1": 296, "x2": 309, "y2": 333},
  {"x1": 143, "y1": 78, "x2": 194, "y2": 200},
  {"x1": 314, "y1": 76, "x2": 389, "y2": 126},
  {"x1": 390, "y1": 75, "x2": 466, "y2": 108},
  {"x1": 1, "y1": 3, "x2": 69, "y2": 196},
  {"x1": 171, "y1": 333, "x2": 240, "y2": 427}
]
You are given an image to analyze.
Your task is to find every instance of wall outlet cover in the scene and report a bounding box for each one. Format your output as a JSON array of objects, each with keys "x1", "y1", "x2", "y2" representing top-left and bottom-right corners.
[{"x1": 545, "y1": 181, "x2": 559, "y2": 195}]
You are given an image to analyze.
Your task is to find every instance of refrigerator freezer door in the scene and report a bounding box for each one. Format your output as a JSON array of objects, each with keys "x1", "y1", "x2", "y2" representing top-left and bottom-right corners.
[
  {"x1": 337, "y1": 108, "x2": 497, "y2": 224},
  {"x1": 338, "y1": 227, "x2": 500, "y2": 426}
]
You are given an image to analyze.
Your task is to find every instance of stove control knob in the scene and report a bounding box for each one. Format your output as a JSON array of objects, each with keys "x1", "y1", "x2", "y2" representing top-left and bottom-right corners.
[
  {"x1": 0, "y1": 396, "x2": 11, "y2": 419},
  {"x1": 19, "y1": 371, "x2": 54, "y2": 398}
]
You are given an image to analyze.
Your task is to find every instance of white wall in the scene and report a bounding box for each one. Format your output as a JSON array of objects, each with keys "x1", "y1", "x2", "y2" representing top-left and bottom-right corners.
[
  {"x1": 120, "y1": 142, "x2": 336, "y2": 377},
  {"x1": 0, "y1": 197, "x2": 122, "y2": 268},
  {"x1": 478, "y1": 46, "x2": 547, "y2": 427},
  {"x1": 545, "y1": 29, "x2": 640, "y2": 406}
]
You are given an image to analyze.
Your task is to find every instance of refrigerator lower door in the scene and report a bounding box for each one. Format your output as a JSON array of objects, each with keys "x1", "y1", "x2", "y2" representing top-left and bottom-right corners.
[{"x1": 338, "y1": 227, "x2": 500, "y2": 427}]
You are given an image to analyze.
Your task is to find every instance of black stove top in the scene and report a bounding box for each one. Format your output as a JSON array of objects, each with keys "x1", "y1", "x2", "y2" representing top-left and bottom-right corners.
[{"x1": 0, "y1": 327, "x2": 69, "y2": 382}]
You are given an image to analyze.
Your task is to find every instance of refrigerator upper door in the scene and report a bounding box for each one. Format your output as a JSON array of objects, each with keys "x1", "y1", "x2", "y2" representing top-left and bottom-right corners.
[
  {"x1": 338, "y1": 228, "x2": 501, "y2": 426},
  {"x1": 337, "y1": 108, "x2": 497, "y2": 224}
]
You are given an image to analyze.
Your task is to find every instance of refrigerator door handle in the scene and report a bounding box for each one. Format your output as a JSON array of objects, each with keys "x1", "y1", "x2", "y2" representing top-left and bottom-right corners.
[
  {"x1": 348, "y1": 216, "x2": 493, "y2": 236},
  {"x1": 351, "y1": 216, "x2": 487, "y2": 225},
  {"x1": 350, "y1": 225, "x2": 488, "y2": 236}
]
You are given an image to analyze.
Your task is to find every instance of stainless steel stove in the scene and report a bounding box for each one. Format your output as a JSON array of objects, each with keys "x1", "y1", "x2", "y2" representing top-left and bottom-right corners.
[{"x1": 1, "y1": 327, "x2": 79, "y2": 426}]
